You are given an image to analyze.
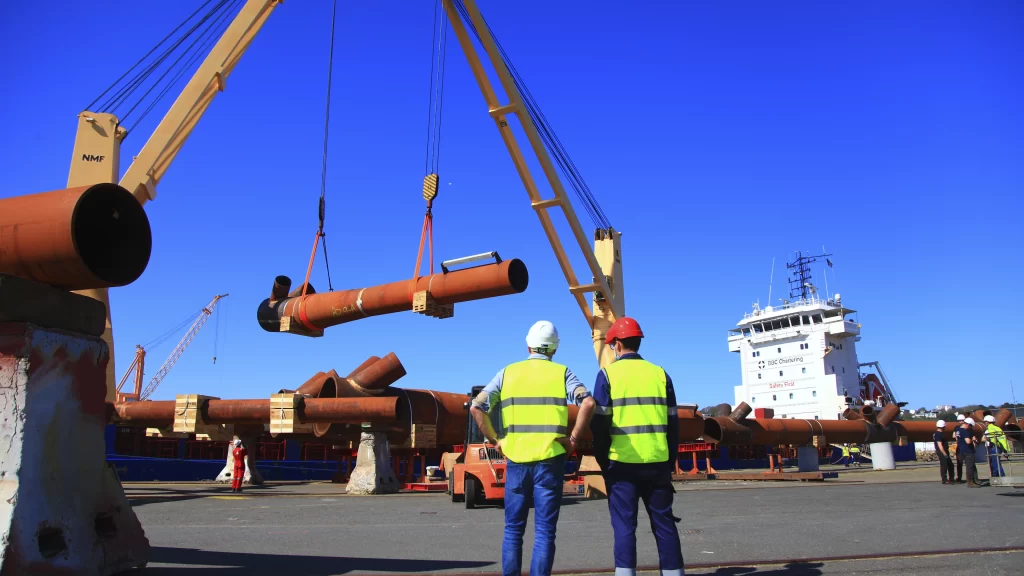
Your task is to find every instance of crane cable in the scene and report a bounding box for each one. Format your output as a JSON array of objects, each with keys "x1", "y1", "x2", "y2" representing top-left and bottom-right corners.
[
  {"x1": 410, "y1": 0, "x2": 449, "y2": 300},
  {"x1": 295, "y1": 0, "x2": 339, "y2": 331}
]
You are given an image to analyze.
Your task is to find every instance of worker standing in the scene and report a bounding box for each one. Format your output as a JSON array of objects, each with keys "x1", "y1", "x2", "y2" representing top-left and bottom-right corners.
[
  {"x1": 956, "y1": 418, "x2": 980, "y2": 488},
  {"x1": 953, "y1": 414, "x2": 966, "y2": 483},
  {"x1": 983, "y1": 414, "x2": 1008, "y2": 478},
  {"x1": 231, "y1": 438, "x2": 247, "y2": 493},
  {"x1": 840, "y1": 444, "x2": 851, "y2": 467},
  {"x1": 470, "y1": 320, "x2": 596, "y2": 576},
  {"x1": 849, "y1": 444, "x2": 862, "y2": 467},
  {"x1": 933, "y1": 420, "x2": 954, "y2": 485},
  {"x1": 591, "y1": 317, "x2": 684, "y2": 576}
]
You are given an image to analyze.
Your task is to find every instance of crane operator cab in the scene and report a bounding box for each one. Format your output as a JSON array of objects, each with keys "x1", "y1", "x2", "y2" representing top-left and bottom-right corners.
[{"x1": 446, "y1": 385, "x2": 507, "y2": 509}]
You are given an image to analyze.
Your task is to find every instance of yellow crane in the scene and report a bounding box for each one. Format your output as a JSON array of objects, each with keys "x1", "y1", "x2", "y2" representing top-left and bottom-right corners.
[
  {"x1": 115, "y1": 293, "x2": 229, "y2": 402},
  {"x1": 67, "y1": 0, "x2": 623, "y2": 404}
]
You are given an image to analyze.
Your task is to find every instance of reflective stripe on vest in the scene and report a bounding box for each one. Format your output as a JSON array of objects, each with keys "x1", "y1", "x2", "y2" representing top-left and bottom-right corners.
[
  {"x1": 499, "y1": 359, "x2": 568, "y2": 464},
  {"x1": 604, "y1": 358, "x2": 669, "y2": 464}
]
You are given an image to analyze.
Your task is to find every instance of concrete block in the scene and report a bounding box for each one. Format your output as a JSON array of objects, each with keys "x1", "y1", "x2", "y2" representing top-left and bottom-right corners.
[
  {"x1": 0, "y1": 322, "x2": 149, "y2": 574},
  {"x1": 346, "y1": 431, "x2": 400, "y2": 494}
]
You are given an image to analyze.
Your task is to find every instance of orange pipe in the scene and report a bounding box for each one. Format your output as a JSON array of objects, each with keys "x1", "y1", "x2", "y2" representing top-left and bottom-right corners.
[
  {"x1": 0, "y1": 183, "x2": 151, "y2": 290},
  {"x1": 256, "y1": 259, "x2": 528, "y2": 332}
]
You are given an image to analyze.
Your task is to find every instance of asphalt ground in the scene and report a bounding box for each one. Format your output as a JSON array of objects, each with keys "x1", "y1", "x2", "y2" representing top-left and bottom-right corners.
[{"x1": 122, "y1": 463, "x2": 1024, "y2": 575}]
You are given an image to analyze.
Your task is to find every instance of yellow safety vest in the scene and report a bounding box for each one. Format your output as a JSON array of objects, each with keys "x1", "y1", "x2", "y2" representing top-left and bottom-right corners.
[
  {"x1": 842, "y1": 447, "x2": 850, "y2": 456},
  {"x1": 604, "y1": 358, "x2": 670, "y2": 464},
  {"x1": 986, "y1": 424, "x2": 1009, "y2": 452},
  {"x1": 850, "y1": 446, "x2": 861, "y2": 454},
  {"x1": 498, "y1": 359, "x2": 568, "y2": 464}
]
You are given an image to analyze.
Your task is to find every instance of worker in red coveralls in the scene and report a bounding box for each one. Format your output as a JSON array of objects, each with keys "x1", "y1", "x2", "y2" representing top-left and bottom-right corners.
[{"x1": 231, "y1": 438, "x2": 248, "y2": 492}]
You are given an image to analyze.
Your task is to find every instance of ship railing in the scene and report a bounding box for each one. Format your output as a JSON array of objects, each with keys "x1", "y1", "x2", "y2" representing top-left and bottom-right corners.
[{"x1": 743, "y1": 296, "x2": 836, "y2": 320}]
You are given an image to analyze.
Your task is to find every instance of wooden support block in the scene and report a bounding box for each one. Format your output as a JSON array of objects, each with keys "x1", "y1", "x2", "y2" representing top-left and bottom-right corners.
[
  {"x1": 812, "y1": 436, "x2": 827, "y2": 448},
  {"x1": 410, "y1": 424, "x2": 437, "y2": 448},
  {"x1": 270, "y1": 393, "x2": 313, "y2": 434},
  {"x1": 412, "y1": 290, "x2": 454, "y2": 319},
  {"x1": 174, "y1": 394, "x2": 230, "y2": 439},
  {"x1": 279, "y1": 316, "x2": 324, "y2": 337},
  {"x1": 145, "y1": 427, "x2": 189, "y2": 439}
]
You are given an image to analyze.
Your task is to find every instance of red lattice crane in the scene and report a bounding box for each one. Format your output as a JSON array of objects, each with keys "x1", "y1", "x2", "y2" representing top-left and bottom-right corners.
[{"x1": 115, "y1": 293, "x2": 228, "y2": 402}]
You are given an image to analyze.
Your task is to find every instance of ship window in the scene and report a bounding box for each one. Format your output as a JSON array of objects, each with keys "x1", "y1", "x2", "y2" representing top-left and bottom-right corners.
[
  {"x1": 780, "y1": 317, "x2": 790, "y2": 328},
  {"x1": 789, "y1": 393, "x2": 794, "y2": 399},
  {"x1": 779, "y1": 371, "x2": 784, "y2": 377},
  {"x1": 777, "y1": 347, "x2": 782, "y2": 354},
  {"x1": 790, "y1": 316, "x2": 800, "y2": 327},
  {"x1": 815, "y1": 415, "x2": 819, "y2": 420},
  {"x1": 831, "y1": 365, "x2": 835, "y2": 373},
  {"x1": 752, "y1": 396, "x2": 756, "y2": 403},
  {"x1": 742, "y1": 328, "x2": 751, "y2": 337},
  {"x1": 772, "y1": 395, "x2": 777, "y2": 401},
  {"x1": 812, "y1": 314, "x2": 823, "y2": 324},
  {"x1": 813, "y1": 391, "x2": 817, "y2": 397},
  {"x1": 758, "y1": 373, "x2": 762, "y2": 379},
  {"x1": 752, "y1": 352, "x2": 756, "y2": 358},
  {"x1": 802, "y1": 367, "x2": 807, "y2": 374},
  {"x1": 802, "y1": 315, "x2": 810, "y2": 325},
  {"x1": 754, "y1": 324, "x2": 763, "y2": 333},
  {"x1": 842, "y1": 367, "x2": 845, "y2": 373}
]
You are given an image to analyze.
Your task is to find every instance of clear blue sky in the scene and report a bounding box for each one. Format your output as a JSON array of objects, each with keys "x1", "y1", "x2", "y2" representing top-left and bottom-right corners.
[{"x1": 2, "y1": 1, "x2": 1021, "y2": 410}]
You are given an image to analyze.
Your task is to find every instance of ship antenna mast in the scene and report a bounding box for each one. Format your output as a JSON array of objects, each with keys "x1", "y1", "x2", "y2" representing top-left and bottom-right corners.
[{"x1": 786, "y1": 251, "x2": 832, "y2": 301}]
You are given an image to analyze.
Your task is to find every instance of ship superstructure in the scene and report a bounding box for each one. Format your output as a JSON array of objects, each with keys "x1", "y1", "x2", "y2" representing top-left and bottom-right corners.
[{"x1": 727, "y1": 253, "x2": 897, "y2": 420}]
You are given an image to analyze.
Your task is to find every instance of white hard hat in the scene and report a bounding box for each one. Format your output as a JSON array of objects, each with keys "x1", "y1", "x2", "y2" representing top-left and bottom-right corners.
[
  {"x1": 956, "y1": 414, "x2": 965, "y2": 421},
  {"x1": 526, "y1": 320, "x2": 559, "y2": 352},
  {"x1": 937, "y1": 420, "x2": 946, "y2": 428},
  {"x1": 234, "y1": 438, "x2": 242, "y2": 446},
  {"x1": 964, "y1": 417, "x2": 975, "y2": 426},
  {"x1": 984, "y1": 415, "x2": 995, "y2": 423}
]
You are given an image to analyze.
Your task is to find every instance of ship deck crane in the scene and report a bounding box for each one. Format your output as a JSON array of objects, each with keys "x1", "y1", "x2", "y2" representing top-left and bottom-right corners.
[
  {"x1": 69, "y1": 0, "x2": 623, "y2": 404},
  {"x1": 115, "y1": 293, "x2": 228, "y2": 402}
]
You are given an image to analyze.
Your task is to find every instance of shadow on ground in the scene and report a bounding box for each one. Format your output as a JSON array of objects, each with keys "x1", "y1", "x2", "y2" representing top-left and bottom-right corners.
[
  {"x1": 699, "y1": 562, "x2": 824, "y2": 575},
  {"x1": 131, "y1": 547, "x2": 494, "y2": 575}
]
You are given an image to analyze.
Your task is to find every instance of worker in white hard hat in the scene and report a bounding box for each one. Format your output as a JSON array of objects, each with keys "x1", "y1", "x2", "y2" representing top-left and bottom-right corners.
[
  {"x1": 955, "y1": 417, "x2": 981, "y2": 487},
  {"x1": 953, "y1": 414, "x2": 967, "y2": 483},
  {"x1": 470, "y1": 320, "x2": 596, "y2": 576},
  {"x1": 933, "y1": 420, "x2": 954, "y2": 485},
  {"x1": 983, "y1": 414, "x2": 1008, "y2": 478}
]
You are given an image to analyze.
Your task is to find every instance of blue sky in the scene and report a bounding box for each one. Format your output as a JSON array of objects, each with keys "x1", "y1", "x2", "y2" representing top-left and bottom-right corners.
[{"x1": 2, "y1": 1, "x2": 1021, "y2": 410}]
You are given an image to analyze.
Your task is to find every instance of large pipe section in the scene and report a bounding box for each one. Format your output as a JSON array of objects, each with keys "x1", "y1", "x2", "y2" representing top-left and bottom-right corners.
[
  {"x1": 703, "y1": 402, "x2": 987, "y2": 446},
  {"x1": 0, "y1": 183, "x2": 152, "y2": 290},
  {"x1": 256, "y1": 259, "x2": 529, "y2": 332}
]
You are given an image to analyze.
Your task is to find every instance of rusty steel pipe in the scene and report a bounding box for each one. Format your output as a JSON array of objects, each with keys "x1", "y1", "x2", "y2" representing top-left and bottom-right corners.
[
  {"x1": 860, "y1": 405, "x2": 876, "y2": 423},
  {"x1": 113, "y1": 400, "x2": 175, "y2": 423},
  {"x1": 271, "y1": 275, "x2": 291, "y2": 300},
  {"x1": 0, "y1": 183, "x2": 152, "y2": 290},
  {"x1": 350, "y1": 353, "x2": 406, "y2": 393},
  {"x1": 204, "y1": 399, "x2": 270, "y2": 424},
  {"x1": 729, "y1": 402, "x2": 752, "y2": 422},
  {"x1": 256, "y1": 259, "x2": 529, "y2": 332},
  {"x1": 994, "y1": 408, "x2": 1014, "y2": 428},
  {"x1": 704, "y1": 416, "x2": 903, "y2": 446},
  {"x1": 300, "y1": 397, "x2": 400, "y2": 423},
  {"x1": 843, "y1": 408, "x2": 863, "y2": 421},
  {"x1": 876, "y1": 403, "x2": 900, "y2": 427}
]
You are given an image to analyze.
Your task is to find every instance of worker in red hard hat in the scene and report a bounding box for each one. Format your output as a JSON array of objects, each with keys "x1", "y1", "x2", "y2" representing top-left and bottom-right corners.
[
  {"x1": 590, "y1": 317, "x2": 684, "y2": 576},
  {"x1": 231, "y1": 438, "x2": 248, "y2": 493}
]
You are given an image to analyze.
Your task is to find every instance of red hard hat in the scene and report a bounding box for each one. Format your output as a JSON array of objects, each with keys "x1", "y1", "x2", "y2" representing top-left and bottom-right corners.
[{"x1": 605, "y1": 317, "x2": 644, "y2": 345}]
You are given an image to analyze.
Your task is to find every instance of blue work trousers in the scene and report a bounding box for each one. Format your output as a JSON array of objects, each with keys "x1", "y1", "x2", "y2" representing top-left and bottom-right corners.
[
  {"x1": 605, "y1": 465, "x2": 684, "y2": 576},
  {"x1": 502, "y1": 454, "x2": 565, "y2": 576},
  {"x1": 989, "y1": 446, "x2": 1005, "y2": 477}
]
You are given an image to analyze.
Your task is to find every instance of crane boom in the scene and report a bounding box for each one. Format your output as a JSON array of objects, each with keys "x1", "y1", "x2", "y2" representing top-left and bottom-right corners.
[{"x1": 139, "y1": 294, "x2": 228, "y2": 401}]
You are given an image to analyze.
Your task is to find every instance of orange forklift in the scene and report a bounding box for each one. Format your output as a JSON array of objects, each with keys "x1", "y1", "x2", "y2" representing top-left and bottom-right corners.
[{"x1": 445, "y1": 386, "x2": 507, "y2": 509}]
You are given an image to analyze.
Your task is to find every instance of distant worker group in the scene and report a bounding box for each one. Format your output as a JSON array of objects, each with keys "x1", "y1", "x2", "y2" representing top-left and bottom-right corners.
[
  {"x1": 934, "y1": 412, "x2": 1010, "y2": 487},
  {"x1": 470, "y1": 317, "x2": 683, "y2": 576}
]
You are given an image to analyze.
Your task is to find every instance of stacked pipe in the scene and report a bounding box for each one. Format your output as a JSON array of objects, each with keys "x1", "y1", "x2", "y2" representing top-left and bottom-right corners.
[
  {"x1": 111, "y1": 351, "x2": 709, "y2": 447},
  {"x1": 703, "y1": 401, "x2": 993, "y2": 446}
]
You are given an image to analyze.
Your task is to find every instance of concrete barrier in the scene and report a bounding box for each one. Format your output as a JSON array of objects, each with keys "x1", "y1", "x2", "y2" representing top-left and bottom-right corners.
[{"x1": 0, "y1": 322, "x2": 149, "y2": 574}]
